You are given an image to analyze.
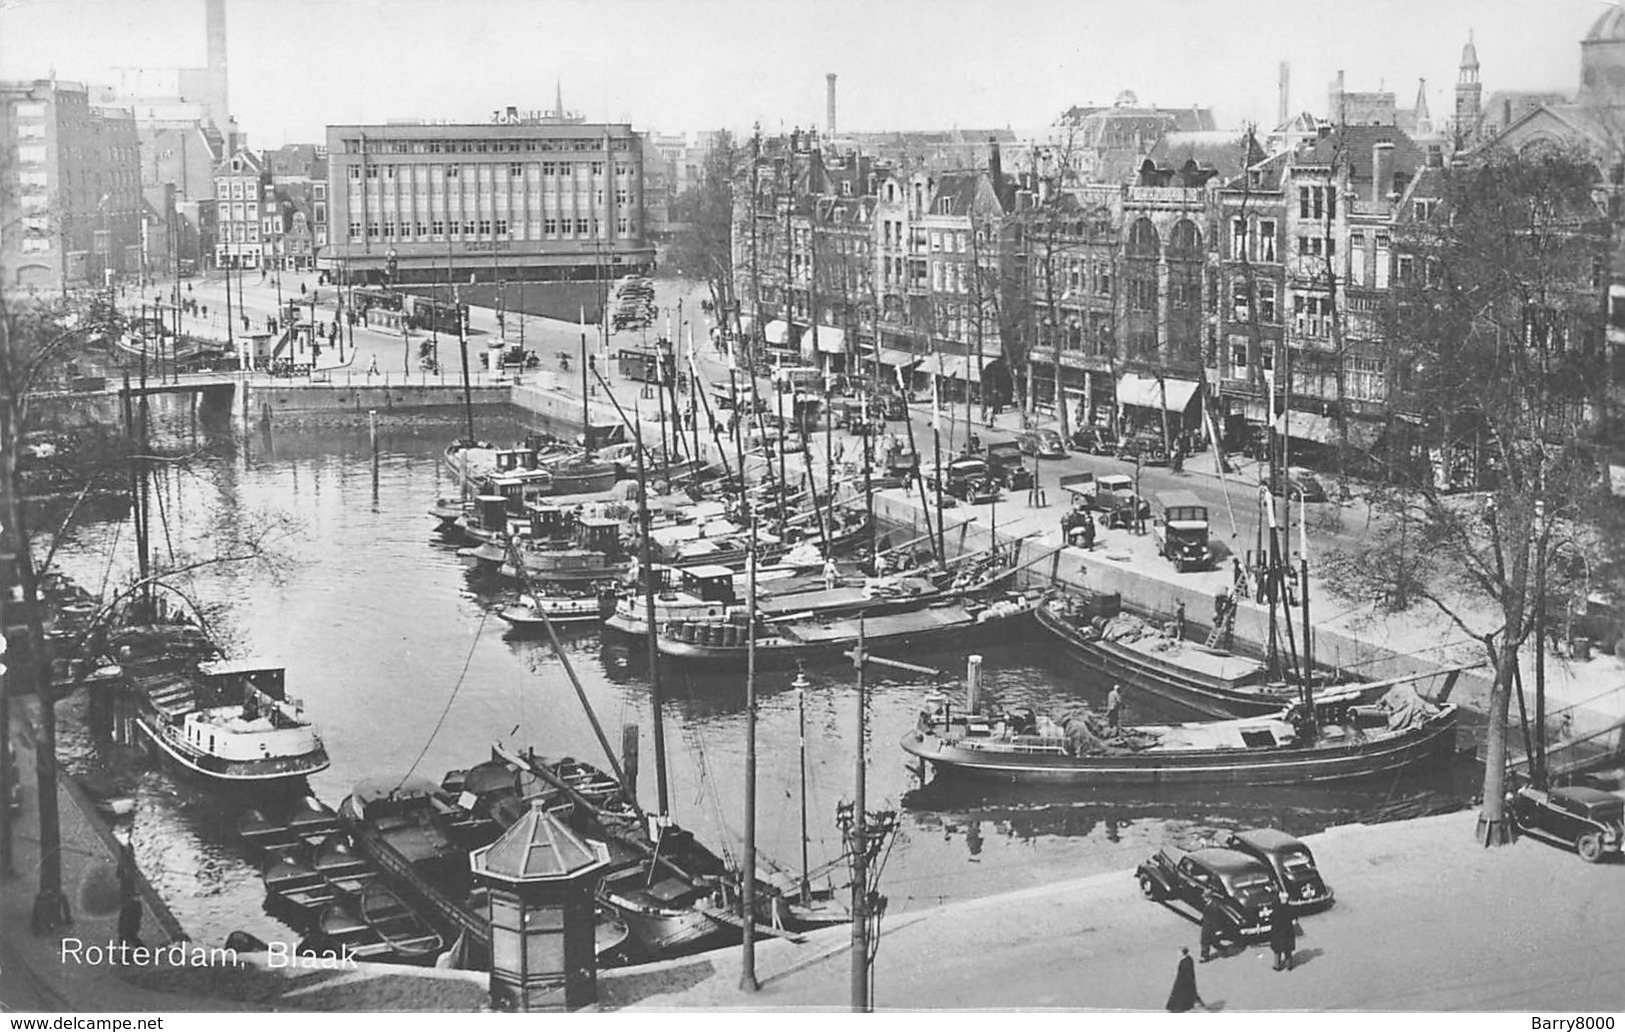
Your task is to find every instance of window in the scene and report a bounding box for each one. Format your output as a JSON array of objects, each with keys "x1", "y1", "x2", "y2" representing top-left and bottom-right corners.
[
  {"x1": 1230, "y1": 341, "x2": 1248, "y2": 372},
  {"x1": 1230, "y1": 217, "x2": 1247, "y2": 260},
  {"x1": 618, "y1": 217, "x2": 630, "y2": 235},
  {"x1": 384, "y1": 164, "x2": 396, "y2": 178},
  {"x1": 1397, "y1": 255, "x2": 1415, "y2": 283},
  {"x1": 1298, "y1": 184, "x2": 1335, "y2": 222},
  {"x1": 382, "y1": 221, "x2": 395, "y2": 238},
  {"x1": 591, "y1": 162, "x2": 604, "y2": 175},
  {"x1": 544, "y1": 217, "x2": 558, "y2": 235},
  {"x1": 616, "y1": 162, "x2": 633, "y2": 176},
  {"x1": 365, "y1": 165, "x2": 378, "y2": 179},
  {"x1": 476, "y1": 219, "x2": 490, "y2": 235},
  {"x1": 1414, "y1": 199, "x2": 1436, "y2": 222},
  {"x1": 576, "y1": 218, "x2": 589, "y2": 234},
  {"x1": 542, "y1": 161, "x2": 557, "y2": 176},
  {"x1": 349, "y1": 221, "x2": 362, "y2": 241},
  {"x1": 1259, "y1": 282, "x2": 1277, "y2": 323},
  {"x1": 615, "y1": 189, "x2": 628, "y2": 205},
  {"x1": 21, "y1": 236, "x2": 50, "y2": 254},
  {"x1": 509, "y1": 162, "x2": 522, "y2": 176},
  {"x1": 232, "y1": 181, "x2": 245, "y2": 199},
  {"x1": 493, "y1": 218, "x2": 508, "y2": 236},
  {"x1": 431, "y1": 219, "x2": 445, "y2": 236},
  {"x1": 460, "y1": 220, "x2": 474, "y2": 235},
  {"x1": 1374, "y1": 232, "x2": 1391, "y2": 289},
  {"x1": 1256, "y1": 220, "x2": 1277, "y2": 262},
  {"x1": 557, "y1": 161, "x2": 572, "y2": 175},
  {"x1": 1293, "y1": 295, "x2": 1333, "y2": 338},
  {"x1": 1233, "y1": 283, "x2": 1250, "y2": 320},
  {"x1": 446, "y1": 164, "x2": 460, "y2": 178}
]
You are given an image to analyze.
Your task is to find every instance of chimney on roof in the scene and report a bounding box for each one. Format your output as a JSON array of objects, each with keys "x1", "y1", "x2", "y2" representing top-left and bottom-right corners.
[
  {"x1": 826, "y1": 73, "x2": 837, "y2": 136},
  {"x1": 1373, "y1": 140, "x2": 1396, "y2": 203},
  {"x1": 988, "y1": 136, "x2": 1004, "y2": 200},
  {"x1": 1427, "y1": 143, "x2": 1443, "y2": 169},
  {"x1": 1278, "y1": 62, "x2": 1290, "y2": 127}
]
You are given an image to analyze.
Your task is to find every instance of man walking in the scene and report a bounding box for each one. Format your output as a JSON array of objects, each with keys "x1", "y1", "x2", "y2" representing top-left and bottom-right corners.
[
  {"x1": 1165, "y1": 948, "x2": 1204, "y2": 1012},
  {"x1": 1270, "y1": 894, "x2": 1298, "y2": 971},
  {"x1": 1106, "y1": 684, "x2": 1123, "y2": 731},
  {"x1": 1199, "y1": 896, "x2": 1226, "y2": 963}
]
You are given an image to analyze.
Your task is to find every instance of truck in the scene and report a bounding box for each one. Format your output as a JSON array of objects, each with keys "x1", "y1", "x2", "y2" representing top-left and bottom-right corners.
[
  {"x1": 1153, "y1": 490, "x2": 1212, "y2": 572},
  {"x1": 985, "y1": 441, "x2": 1034, "y2": 491}
]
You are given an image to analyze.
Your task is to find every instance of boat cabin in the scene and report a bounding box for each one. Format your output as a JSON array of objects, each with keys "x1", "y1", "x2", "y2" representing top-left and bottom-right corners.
[
  {"x1": 574, "y1": 516, "x2": 624, "y2": 558},
  {"x1": 488, "y1": 469, "x2": 555, "y2": 515},
  {"x1": 476, "y1": 494, "x2": 510, "y2": 536},
  {"x1": 527, "y1": 504, "x2": 579, "y2": 543},
  {"x1": 493, "y1": 446, "x2": 541, "y2": 473},
  {"x1": 679, "y1": 565, "x2": 738, "y2": 605}
]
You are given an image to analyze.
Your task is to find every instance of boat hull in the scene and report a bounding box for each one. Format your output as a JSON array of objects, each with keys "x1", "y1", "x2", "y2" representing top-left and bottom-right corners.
[
  {"x1": 1036, "y1": 602, "x2": 1285, "y2": 719},
  {"x1": 901, "y1": 708, "x2": 1460, "y2": 787},
  {"x1": 134, "y1": 716, "x2": 330, "y2": 786}
]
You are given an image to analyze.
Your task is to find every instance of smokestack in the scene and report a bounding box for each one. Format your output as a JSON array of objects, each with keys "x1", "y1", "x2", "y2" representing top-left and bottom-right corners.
[
  {"x1": 826, "y1": 73, "x2": 837, "y2": 136},
  {"x1": 1373, "y1": 141, "x2": 1396, "y2": 203},
  {"x1": 206, "y1": 0, "x2": 229, "y2": 132},
  {"x1": 1278, "y1": 62, "x2": 1290, "y2": 127}
]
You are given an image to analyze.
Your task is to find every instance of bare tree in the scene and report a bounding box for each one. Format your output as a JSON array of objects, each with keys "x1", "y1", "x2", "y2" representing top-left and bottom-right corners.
[{"x1": 1326, "y1": 142, "x2": 1616, "y2": 845}]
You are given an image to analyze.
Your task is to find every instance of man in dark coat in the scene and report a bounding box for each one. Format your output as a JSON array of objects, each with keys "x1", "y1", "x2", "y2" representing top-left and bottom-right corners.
[
  {"x1": 1166, "y1": 947, "x2": 1203, "y2": 1011},
  {"x1": 1271, "y1": 895, "x2": 1298, "y2": 971},
  {"x1": 1199, "y1": 896, "x2": 1227, "y2": 962}
]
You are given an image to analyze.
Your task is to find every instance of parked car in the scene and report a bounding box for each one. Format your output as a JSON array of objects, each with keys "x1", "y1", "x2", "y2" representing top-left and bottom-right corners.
[
  {"x1": 1276, "y1": 469, "x2": 1329, "y2": 503},
  {"x1": 984, "y1": 442, "x2": 1034, "y2": 492},
  {"x1": 1135, "y1": 846, "x2": 1279, "y2": 940},
  {"x1": 943, "y1": 456, "x2": 1001, "y2": 504},
  {"x1": 1509, "y1": 782, "x2": 1624, "y2": 863},
  {"x1": 1117, "y1": 430, "x2": 1168, "y2": 466},
  {"x1": 1101, "y1": 494, "x2": 1152, "y2": 530},
  {"x1": 1017, "y1": 427, "x2": 1068, "y2": 459},
  {"x1": 1071, "y1": 425, "x2": 1118, "y2": 456},
  {"x1": 1214, "y1": 828, "x2": 1335, "y2": 910}
]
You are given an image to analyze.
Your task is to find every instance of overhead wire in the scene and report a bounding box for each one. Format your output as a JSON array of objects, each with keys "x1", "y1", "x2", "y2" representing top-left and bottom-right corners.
[{"x1": 398, "y1": 608, "x2": 489, "y2": 788}]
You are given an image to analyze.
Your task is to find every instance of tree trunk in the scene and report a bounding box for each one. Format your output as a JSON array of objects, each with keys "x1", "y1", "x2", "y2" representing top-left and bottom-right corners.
[{"x1": 1476, "y1": 522, "x2": 1533, "y2": 847}]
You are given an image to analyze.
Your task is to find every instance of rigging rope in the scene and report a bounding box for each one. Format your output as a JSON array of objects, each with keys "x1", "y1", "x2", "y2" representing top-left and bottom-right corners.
[{"x1": 398, "y1": 608, "x2": 488, "y2": 789}]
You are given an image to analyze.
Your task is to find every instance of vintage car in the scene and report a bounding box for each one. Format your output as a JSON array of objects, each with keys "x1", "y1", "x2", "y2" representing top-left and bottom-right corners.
[
  {"x1": 1214, "y1": 828, "x2": 1335, "y2": 910},
  {"x1": 1153, "y1": 490, "x2": 1212, "y2": 572},
  {"x1": 1101, "y1": 494, "x2": 1153, "y2": 530},
  {"x1": 1065, "y1": 472, "x2": 1135, "y2": 513},
  {"x1": 1135, "y1": 846, "x2": 1279, "y2": 940},
  {"x1": 1509, "y1": 782, "x2": 1624, "y2": 863},
  {"x1": 985, "y1": 441, "x2": 1035, "y2": 492},
  {"x1": 1275, "y1": 468, "x2": 1329, "y2": 503},
  {"x1": 943, "y1": 456, "x2": 1002, "y2": 504},
  {"x1": 1070, "y1": 424, "x2": 1118, "y2": 456},
  {"x1": 1017, "y1": 427, "x2": 1068, "y2": 459},
  {"x1": 1117, "y1": 430, "x2": 1169, "y2": 466}
]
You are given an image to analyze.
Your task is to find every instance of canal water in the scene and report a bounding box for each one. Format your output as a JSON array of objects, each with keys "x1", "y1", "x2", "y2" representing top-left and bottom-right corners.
[{"x1": 50, "y1": 405, "x2": 1477, "y2": 949}]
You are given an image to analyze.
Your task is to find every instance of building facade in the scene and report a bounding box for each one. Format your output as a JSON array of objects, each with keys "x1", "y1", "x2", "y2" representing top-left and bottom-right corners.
[
  {"x1": 322, "y1": 118, "x2": 653, "y2": 285},
  {"x1": 212, "y1": 148, "x2": 268, "y2": 268},
  {"x1": 1, "y1": 79, "x2": 143, "y2": 296}
]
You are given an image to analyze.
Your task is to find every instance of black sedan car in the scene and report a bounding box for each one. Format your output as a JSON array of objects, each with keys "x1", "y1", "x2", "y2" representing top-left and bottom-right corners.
[
  {"x1": 1509, "y1": 783, "x2": 1624, "y2": 863},
  {"x1": 1215, "y1": 828, "x2": 1334, "y2": 910},
  {"x1": 1276, "y1": 469, "x2": 1329, "y2": 504},
  {"x1": 1071, "y1": 425, "x2": 1118, "y2": 455},
  {"x1": 1135, "y1": 846, "x2": 1279, "y2": 940},
  {"x1": 1017, "y1": 427, "x2": 1068, "y2": 458},
  {"x1": 1117, "y1": 430, "x2": 1168, "y2": 466}
]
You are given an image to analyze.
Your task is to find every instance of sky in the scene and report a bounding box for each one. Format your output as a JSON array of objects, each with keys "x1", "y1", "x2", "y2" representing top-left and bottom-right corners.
[{"x1": 0, "y1": 0, "x2": 1615, "y2": 147}]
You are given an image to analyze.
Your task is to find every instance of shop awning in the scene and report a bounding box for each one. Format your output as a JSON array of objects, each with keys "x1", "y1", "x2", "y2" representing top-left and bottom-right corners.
[
  {"x1": 1116, "y1": 373, "x2": 1199, "y2": 412},
  {"x1": 1282, "y1": 412, "x2": 1380, "y2": 449},
  {"x1": 933, "y1": 356, "x2": 985, "y2": 384},
  {"x1": 869, "y1": 347, "x2": 920, "y2": 369},
  {"x1": 764, "y1": 319, "x2": 795, "y2": 345},
  {"x1": 801, "y1": 325, "x2": 844, "y2": 355}
]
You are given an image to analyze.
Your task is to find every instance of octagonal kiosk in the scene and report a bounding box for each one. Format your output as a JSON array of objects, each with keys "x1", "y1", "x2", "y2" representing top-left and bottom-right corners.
[{"x1": 470, "y1": 800, "x2": 608, "y2": 1011}]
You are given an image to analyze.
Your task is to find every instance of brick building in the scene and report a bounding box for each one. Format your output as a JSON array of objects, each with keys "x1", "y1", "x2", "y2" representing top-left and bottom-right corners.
[{"x1": 1, "y1": 79, "x2": 143, "y2": 296}]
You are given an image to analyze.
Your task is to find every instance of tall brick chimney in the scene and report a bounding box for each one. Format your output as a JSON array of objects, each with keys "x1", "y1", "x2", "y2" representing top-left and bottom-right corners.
[
  {"x1": 826, "y1": 73, "x2": 837, "y2": 136},
  {"x1": 1372, "y1": 141, "x2": 1396, "y2": 203}
]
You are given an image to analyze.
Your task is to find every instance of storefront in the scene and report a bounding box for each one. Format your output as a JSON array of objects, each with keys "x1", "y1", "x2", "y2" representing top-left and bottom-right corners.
[{"x1": 1115, "y1": 372, "x2": 1201, "y2": 435}]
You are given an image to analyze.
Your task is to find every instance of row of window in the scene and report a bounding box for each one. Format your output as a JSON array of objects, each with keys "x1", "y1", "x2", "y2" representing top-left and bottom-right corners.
[
  {"x1": 345, "y1": 217, "x2": 632, "y2": 241},
  {"x1": 347, "y1": 184, "x2": 630, "y2": 204},
  {"x1": 347, "y1": 161, "x2": 628, "y2": 181},
  {"x1": 341, "y1": 137, "x2": 635, "y2": 157}
]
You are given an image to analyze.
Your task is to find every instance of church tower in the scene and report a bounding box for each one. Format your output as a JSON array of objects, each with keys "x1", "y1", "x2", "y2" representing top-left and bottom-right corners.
[{"x1": 1454, "y1": 32, "x2": 1482, "y2": 140}]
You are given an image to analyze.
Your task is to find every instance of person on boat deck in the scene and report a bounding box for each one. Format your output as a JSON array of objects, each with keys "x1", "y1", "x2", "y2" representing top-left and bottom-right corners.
[
  {"x1": 1166, "y1": 947, "x2": 1204, "y2": 1011},
  {"x1": 1106, "y1": 684, "x2": 1123, "y2": 730},
  {"x1": 824, "y1": 557, "x2": 839, "y2": 590}
]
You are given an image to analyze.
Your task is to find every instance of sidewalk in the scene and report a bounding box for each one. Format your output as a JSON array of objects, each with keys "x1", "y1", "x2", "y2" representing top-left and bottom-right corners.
[
  {"x1": 604, "y1": 808, "x2": 1625, "y2": 1011},
  {"x1": 0, "y1": 694, "x2": 237, "y2": 1012}
]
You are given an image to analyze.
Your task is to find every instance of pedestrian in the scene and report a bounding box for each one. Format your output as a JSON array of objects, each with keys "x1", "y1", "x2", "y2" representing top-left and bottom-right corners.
[
  {"x1": 300, "y1": 281, "x2": 307, "y2": 296},
  {"x1": 1106, "y1": 684, "x2": 1123, "y2": 730},
  {"x1": 1199, "y1": 896, "x2": 1226, "y2": 963},
  {"x1": 187, "y1": 282, "x2": 193, "y2": 295},
  {"x1": 201, "y1": 304, "x2": 208, "y2": 319},
  {"x1": 1166, "y1": 947, "x2": 1205, "y2": 1012},
  {"x1": 824, "y1": 557, "x2": 839, "y2": 591},
  {"x1": 366, "y1": 354, "x2": 379, "y2": 377},
  {"x1": 242, "y1": 314, "x2": 250, "y2": 332},
  {"x1": 1270, "y1": 894, "x2": 1298, "y2": 972}
]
